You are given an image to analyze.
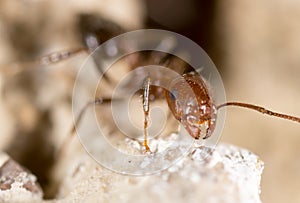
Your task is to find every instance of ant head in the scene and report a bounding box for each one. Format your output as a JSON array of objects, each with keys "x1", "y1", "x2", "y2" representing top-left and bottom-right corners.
[{"x1": 165, "y1": 72, "x2": 217, "y2": 139}]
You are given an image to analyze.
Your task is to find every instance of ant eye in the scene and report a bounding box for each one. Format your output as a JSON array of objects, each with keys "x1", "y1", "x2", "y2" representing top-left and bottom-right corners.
[
  {"x1": 78, "y1": 14, "x2": 125, "y2": 50},
  {"x1": 169, "y1": 89, "x2": 178, "y2": 101}
]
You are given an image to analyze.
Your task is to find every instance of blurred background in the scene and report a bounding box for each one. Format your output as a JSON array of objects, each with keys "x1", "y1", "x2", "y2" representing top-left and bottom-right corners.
[{"x1": 0, "y1": 0, "x2": 299, "y2": 202}]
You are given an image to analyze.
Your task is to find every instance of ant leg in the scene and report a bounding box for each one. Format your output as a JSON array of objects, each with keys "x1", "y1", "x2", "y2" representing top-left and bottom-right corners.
[
  {"x1": 56, "y1": 97, "x2": 111, "y2": 157},
  {"x1": 143, "y1": 76, "x2": 151, "y2": 152}
]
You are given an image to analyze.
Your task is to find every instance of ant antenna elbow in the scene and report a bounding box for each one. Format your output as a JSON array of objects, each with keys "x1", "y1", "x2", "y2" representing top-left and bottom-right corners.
[{"x1": 217, "y1": 102, "x2": 300, "y2": 123}]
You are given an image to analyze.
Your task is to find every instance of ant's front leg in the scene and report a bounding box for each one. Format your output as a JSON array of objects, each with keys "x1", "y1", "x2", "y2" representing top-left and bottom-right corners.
[
  {"x1": 57, "y1": 75, "x2": 154, "y2": 156},
  {"x1": 58, "y1": 80, "x2": 153, "y2": 156},
  {"x1": 142, "y1": 76, "x2": 151, "y2": 152}
]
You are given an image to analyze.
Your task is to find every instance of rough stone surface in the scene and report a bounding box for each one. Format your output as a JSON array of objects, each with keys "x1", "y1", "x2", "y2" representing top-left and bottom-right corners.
[
  {"x1": 53, "y1": 143, "x2": 264, "y2": 203},
  {"x1": 0, "y1": 153, "x2": 43, "y2": 203}
]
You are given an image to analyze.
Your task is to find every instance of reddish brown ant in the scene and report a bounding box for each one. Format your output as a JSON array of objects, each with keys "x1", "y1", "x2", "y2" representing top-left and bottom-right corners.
[
  {"x1": 1, "y1": 16, "x2": 299, "y2": 153},
  {"x1": 2, "y1": 48, "x2": 300, "y2": 154},
  {"x1": 140, "y1": 60, "x2": 300, "y2": 151},
  {"x1": 10, "y1": 48, "x2": 298, "y2": 153}
]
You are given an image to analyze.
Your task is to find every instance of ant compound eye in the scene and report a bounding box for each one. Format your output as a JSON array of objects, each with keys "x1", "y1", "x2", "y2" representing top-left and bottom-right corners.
[
  {"x1": 79, "y1": 14, "x2": 124, "y2": 50},
  {"x1": 169, "y1": 89, "x2": 178, "y2": 101}
]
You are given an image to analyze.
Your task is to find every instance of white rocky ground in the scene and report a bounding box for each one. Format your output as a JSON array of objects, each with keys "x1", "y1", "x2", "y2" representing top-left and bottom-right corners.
[
  {"x1": 52, "y1": 142, "x2": 264, "y2": 203},
  {"x1": 0, "y1": 130, "x2": 263, "y2": 203},
  {"x1": 0, "y1": 153, "x2": 43, "y2": 202},
  {"x1": 0, "y1": 142, "x2": 264, "y2": 203}
]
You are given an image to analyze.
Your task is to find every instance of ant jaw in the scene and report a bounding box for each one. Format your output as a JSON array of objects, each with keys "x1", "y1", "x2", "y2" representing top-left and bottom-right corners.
[
  {"x1": 183, "y1": 119, "x2": 214, "y2": 140},
  {"x1": 184, "y1": 124, "x2": 201, "y2": 139},
  {"x1": 202, "y1": 133, "x2": 211, "y2": 140}
]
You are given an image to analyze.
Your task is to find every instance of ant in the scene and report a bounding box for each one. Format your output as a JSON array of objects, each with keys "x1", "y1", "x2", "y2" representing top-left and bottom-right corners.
[
  {"x1": 1, "y1": 15, "x2": 300, "y2": 154},
  {"x1": 3, "y1": 48, "x2": 300, "y2": 154}
]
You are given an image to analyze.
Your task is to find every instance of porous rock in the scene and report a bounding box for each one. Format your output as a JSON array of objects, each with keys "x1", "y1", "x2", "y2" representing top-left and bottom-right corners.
[
  {"x1": 54, "y1": 143, "x2": 264, "y2": 203},
  {"x1": 0, "y1": 153, "x2": 43, "y2": 203}
]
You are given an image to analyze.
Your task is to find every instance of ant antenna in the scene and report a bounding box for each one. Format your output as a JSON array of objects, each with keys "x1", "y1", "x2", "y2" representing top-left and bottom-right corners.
[
  {"x1": 0, "y1": 47, "x2": 89, "y2": 76},
  {"x1": 217, "y1": 102, "x2": 300, "y2": 123},
  {"x1": 38, "y1": 47, "x2": 88, "y2": 66}
]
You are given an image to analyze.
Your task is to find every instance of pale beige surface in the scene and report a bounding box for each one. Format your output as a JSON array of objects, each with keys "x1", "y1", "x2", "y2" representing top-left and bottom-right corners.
[
  {"x1": 216, "y1": 1, "x2": 300, "y2": 203},
  {"x1": 0, "y1": 1, "x2": 299, "y2": 202}
]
